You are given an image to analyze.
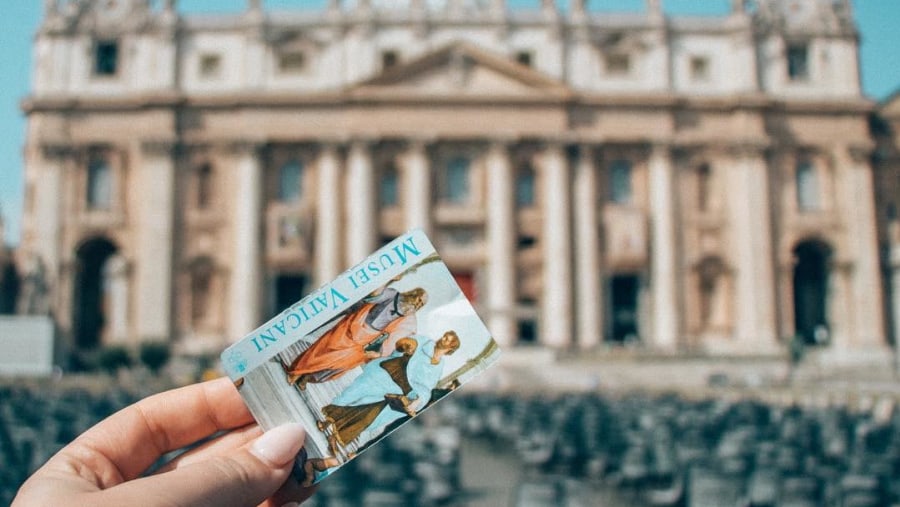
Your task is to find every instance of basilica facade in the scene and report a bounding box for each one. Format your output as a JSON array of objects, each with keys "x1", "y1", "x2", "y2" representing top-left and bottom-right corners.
[{"x1": 18, "y1": 0, "x2": 892, "y2": 365}]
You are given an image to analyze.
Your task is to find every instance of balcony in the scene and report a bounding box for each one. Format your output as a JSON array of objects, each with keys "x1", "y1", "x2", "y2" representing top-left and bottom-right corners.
[
  {"x1": 602, "y1": 205, "x2": 648, "y2": 270},
  {"x1": 265, "y1": 204, "x2": 313, "y2": 268}
]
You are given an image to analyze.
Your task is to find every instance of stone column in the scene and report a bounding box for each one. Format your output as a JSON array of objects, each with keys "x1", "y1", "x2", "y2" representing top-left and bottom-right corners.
[
  {"x1": 728, "y1": 145, "x2": 778, "y2": 351},
  {"x1": 485, "y1": 140, "x2": 516, "y2": 347},
  {"x1": 135, "y1": 141, "x2": 176, "y2": 342},
  {"x1": 540, "y1": 142, "x2": 573, "y2": 348},
  {"x1": 835, "y1": 144, "x2": 886, "y2": 349},
  {"x1": 574, "y1": 144, "x2": 603, "y2": 349},
  {"x1": 345, "y1": 139, "x2": 377, "y2": 266},
  {"x1": 315, "y1": 143, "x2": 341, "y2": 286},
  {"x1": 228, "y1": 143, "x2": 264, "y2": 339},
  {"x1": 402, "y1": 139, "x2": 432, "y2": 236},
  {"x1": 649, "y1": 143, "x2": 679, "y2": 352}
]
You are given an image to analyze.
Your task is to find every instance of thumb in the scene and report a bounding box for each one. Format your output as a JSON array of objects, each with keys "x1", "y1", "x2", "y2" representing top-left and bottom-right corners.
[{"x1": 100, "y1": 423, "x2": 307, "y2": 507}]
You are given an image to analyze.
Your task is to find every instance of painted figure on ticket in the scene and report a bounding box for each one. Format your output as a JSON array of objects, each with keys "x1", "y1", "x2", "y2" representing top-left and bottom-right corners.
[
  {"x1": 285, "y1": 285, "x2": 428, "y2": 389},
  {"x1": 316, "y1": 331, "x2": 460, "y2": 455}
]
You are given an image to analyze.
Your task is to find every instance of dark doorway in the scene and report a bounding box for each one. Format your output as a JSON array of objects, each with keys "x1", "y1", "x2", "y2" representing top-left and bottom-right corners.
[
  {"x1": 793, "y1": 240, "x2": 831, "y2": 345},
  {"x1": 73, "y1": 237, "x2": 117, "y2": 349},
  {"x1": 0, "y1": 261, "x2": 19, "y2": 314},
  {"x1": 273, "y1": 273, "x2": 307, "y2": 316},
  {"x1": 517, "y1": 318, "x2": 538, "y2": 345},
  {"x1": 609, "y1": 274, "x2": 640, "y2": 343}
]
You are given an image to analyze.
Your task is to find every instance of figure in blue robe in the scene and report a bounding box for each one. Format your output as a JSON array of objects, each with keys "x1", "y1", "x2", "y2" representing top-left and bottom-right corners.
[{"x1": 320, "y1": 331, "x2": 460, "y2": 450}]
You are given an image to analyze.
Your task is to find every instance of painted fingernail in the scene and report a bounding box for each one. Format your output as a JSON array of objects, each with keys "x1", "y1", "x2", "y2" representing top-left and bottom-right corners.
[{"x1": 251, "y1": 423, "x2": 306, "y2": 467}]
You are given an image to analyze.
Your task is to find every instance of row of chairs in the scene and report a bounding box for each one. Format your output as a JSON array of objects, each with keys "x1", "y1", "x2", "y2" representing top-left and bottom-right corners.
[{"x1": 3, "y1": 384, "x2": 900, "y2": 506}]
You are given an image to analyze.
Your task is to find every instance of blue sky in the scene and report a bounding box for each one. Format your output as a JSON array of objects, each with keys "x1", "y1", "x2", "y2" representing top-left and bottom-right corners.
[{"x1": 1, "y1": 0, "x2": 898, "y2": 246}]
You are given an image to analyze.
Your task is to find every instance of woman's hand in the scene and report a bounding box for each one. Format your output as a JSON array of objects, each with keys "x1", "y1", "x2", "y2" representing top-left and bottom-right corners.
[{"x1": 13, "y1": 377, "x2": 315, "y2": 507}]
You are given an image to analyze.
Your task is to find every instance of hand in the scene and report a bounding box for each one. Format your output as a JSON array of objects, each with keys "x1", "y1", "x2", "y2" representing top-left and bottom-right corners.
[{"x1": 13, "y1": 377, "x2": 316, "y2": 507}]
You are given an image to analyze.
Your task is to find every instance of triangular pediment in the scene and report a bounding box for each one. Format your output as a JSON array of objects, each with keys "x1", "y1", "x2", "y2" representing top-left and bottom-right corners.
[{"x1": 349, "y1": 41, "x2": 573, "y2": 101}]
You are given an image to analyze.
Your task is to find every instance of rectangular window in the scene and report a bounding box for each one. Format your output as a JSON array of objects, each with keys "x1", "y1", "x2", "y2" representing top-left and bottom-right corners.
[
  {"x1": 87, "y1": 156, "x2": 112, "y2": 210},
  {"x1": 278, "y1": 51, "x2": 307, "y2": 74},
  {"x1": 690, "y1": 56, "x2": 710, "y2": 81},
  {"x1": 380, "y1": 165, "x2": 399, "y2": 207},
  {"x1": 697, "y1": 164, "x2": 711, "y2": 211},
  {"x1": 444, "y1": 157, "x2": 470, "y2": 204},
  {"x1": 796, "y1": 160, "x2": 820, "y2": 211},
  {"x1": 605, "y1": 53, "x2": 631, "y2": 76},
  {"x1": 516, "y1": 166, "x2": 536, "y2": 207},
  {"x1": 199, "y1": 53, "x2": 222, "y2": 79},
  {"x1": 94, "y1": 41, "x2": 119, "y2": 76},
  {"x1": 381, "y1": 50, "x2": 398, "y2": 70},
  {"x1": 278, "y1": 160, "x2": 303, "y2": 203},
  {"x1": 196, "y1": 164, "x2": 213, "y2": 209},
  {"x1": 787, "y1": 43, "x2": 809, "y2": 81},
  {"x1": 609, "y1": 159, "x2": 632, "y2": 204},
  {"x1": 515, "y1": 51, "x2": 533, "y2": 67}
]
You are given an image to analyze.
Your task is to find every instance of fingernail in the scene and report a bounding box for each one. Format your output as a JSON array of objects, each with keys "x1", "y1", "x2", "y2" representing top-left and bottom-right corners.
[{"x1": 251, "y1": 423, "x2": 306, "y2": 467}]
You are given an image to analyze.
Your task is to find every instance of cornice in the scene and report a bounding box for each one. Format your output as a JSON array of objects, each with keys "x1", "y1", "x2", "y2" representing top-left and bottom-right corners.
[{"x1": 21, "y1": 91, "x2": 876, "y2": 117}]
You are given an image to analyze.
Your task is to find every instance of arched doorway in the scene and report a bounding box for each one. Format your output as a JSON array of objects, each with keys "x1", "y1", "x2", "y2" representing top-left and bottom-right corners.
[
  {"x1": 792, "y1": 240, "x2": 832, "y2": 345},
  {"x1": 73, "y1": 237, "x2": 118, "y2": 349}
]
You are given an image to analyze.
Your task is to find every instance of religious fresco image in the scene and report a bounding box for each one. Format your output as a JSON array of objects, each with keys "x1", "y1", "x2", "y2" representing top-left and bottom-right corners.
[{"x1": 222, "y1": 230, "x2": 500, "y2": 485}]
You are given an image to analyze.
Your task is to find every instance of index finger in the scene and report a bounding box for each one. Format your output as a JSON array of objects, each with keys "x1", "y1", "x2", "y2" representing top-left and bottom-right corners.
[{"x1": 64, "y1": 376, "x2": 254, "y2": 486}]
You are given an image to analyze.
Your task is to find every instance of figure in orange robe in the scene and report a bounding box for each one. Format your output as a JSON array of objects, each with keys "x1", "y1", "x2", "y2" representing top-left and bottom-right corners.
[{"x1": 285, "y1": 287, "x2": 427, "y2": 389}]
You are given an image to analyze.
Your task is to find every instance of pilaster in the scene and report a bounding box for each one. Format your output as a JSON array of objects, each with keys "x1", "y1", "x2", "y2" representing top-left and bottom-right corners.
[
  {"x1": 135, "y1": 140, "x2": 176, "y2": 342},
  {"x1": 835, "y1": 144, "x2": 886, "y2": 349},
  {"x1": 728, "y1": 143, "x2": 778, "y2": 352}
]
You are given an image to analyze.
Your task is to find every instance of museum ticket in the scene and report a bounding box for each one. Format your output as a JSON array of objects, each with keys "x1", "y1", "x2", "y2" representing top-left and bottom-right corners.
[{"x1": 221, "y1": 229, "x2": 500, "y2": 485}]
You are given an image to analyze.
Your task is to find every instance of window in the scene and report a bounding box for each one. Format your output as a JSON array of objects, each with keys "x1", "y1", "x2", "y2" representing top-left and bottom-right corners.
[
  {"x1": 516, "y1": 164, "x2": 536, "y2": 207},
  {"x1": 697, "y1": 257, "x2": 725, "y2": 329},
  {"x1": 87, "y1": 156, "x2": 112, "y2": 210},
  {"x1": 609, "y1": 159, "x2": 632, "y2": 204},
  {"x1": 278, "y1": 160, "x2": 303, "y2": 203},
  {"x1": 381, "y1": 50, "x2": 398, "y2": 70},
  {"x1": 196, "y1": 164, "x2": 213, "y2": 209},
  {"x1": 94, "y1": 40, "x2": 119, "y2": 76},
  {"x1": 515, "y1": 51, "x2": 533, "y2": 67},
  {"x1": 697, "y1": 164, "x2": 712, "y2": 211},
  {"x1": 199, "y1": 53, "x2": 222, "y2": 79},
  {"x1": 796, "y1": 160, "x2": 819, "y2": 211},
  {"x1": 690, "y1": 56, "x2": 710, "y2": 81},
  {"x1": 278, "y1": 51, "x2": 307, "y2": 74},
  {"x1": 517, "y1": 235, "x2": 536, "y2": 250},
  {"x1": 380, "y1": 164, "x2": 399, "y2": 207},
  {"x1": 606, "y1": 53, "x2": 631, "y2": 76},
  {"x1": 190, "y1": 259, "x2": 213, "y2": 325},
  {"x1": 787, "y1": 43, "x2": 809, "y2": 81},
  {"x1": 444, "y1": 157, "x2": 470, "y2": 204}
]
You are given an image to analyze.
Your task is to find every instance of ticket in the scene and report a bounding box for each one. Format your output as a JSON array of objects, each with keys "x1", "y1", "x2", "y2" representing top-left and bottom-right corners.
[{"x1": 221, "y1": 229, "x2": 500, "y2": 485}]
